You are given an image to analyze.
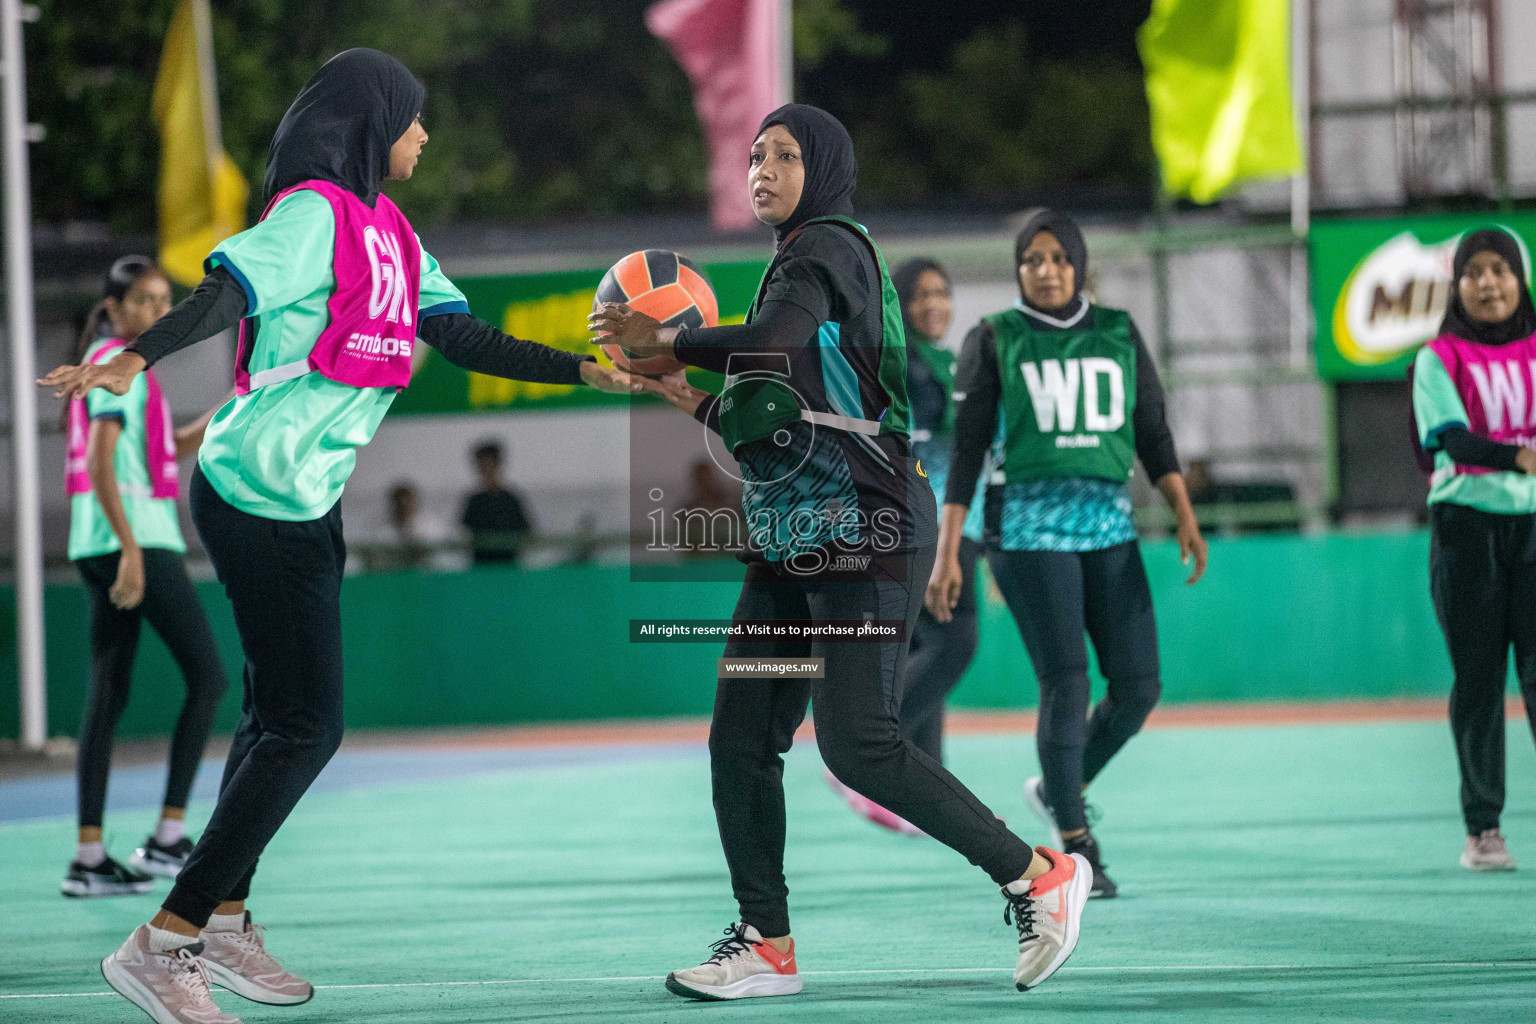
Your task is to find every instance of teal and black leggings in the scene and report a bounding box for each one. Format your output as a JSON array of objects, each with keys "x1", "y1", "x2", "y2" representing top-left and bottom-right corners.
[{"x1": 990, "y1": 541, "x2": 1161, "y2": 833}]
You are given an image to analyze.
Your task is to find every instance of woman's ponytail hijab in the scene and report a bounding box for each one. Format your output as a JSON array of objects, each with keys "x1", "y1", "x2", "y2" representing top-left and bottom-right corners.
[
  {"x1": 264, "y1": 48, "x2": 424, "y2": 208},
  {"x1": 1438, "y1": 226, "x2": 1536, "y2": 345},
  {"x1": 756, "y1": 103, "x2": 857, "y2": 245}
]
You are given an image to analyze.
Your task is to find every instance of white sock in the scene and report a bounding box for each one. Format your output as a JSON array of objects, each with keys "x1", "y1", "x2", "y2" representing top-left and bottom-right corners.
[
  {"x1": 76, "y1": 841, "x2": 106, "y2": 868},
  {"x1": 145, "y1": 923, "x2": 199, "y2": 953},
  {"x1": 205, "y1": 911, "x2": 247, "y2": 933},
  {"x1": 154, "y1": 818, "x2": 185, "y2": 846}
]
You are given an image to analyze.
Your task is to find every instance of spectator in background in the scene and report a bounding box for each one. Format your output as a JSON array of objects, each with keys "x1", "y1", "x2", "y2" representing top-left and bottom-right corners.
[
  {"x1": 366, "y1": 482, "x2": 456, "y2": 572},
  {"x1": 677, "y1": 457, "x2": 742, "y2": 556},
  {"x1": 462, "y1": 441, "x2": 532, "y2": 566}
]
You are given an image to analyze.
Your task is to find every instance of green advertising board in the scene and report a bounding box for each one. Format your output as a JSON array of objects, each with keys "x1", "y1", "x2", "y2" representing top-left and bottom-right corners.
[
  {"x1": 392, "y1": 258, "x2": 770, "y2": 414},
  {"x1": 1312, "y1": 212, "x2": 1536, "y2": 382}
]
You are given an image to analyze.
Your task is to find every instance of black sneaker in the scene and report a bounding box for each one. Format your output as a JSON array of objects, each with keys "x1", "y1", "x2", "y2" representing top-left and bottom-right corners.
[
  {"x1": 61, "y1": 855, "x2": 155, "y2": 898},
  {"x1": 130, "y1": 835, "x2": 194, "y2": 878},
  {"x1": 1063, "y1": 831, "x2": 1118, "y2": 899}
]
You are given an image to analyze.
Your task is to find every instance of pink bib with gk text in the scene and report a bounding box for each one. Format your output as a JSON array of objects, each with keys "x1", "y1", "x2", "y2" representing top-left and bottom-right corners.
[
  {"x1": 65, "y1": 339, "x2": 178, "y2": 500},
  {"x1": 235, "y1": 179, "x2": 420, "y2": 394},
  {"x1": 1426, "y1": 330, "x2": 1536, "y2": 476}
]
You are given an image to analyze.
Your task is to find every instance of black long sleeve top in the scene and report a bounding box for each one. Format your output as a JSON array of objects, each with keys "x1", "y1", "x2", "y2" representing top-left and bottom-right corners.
[
  {"x1": 1434, "y1": 426, "x2": 1525, "y2": 472},
  {"x1": 944, "y1": 312, "x2": 1181, "y2": 509},
  {"x1": 126, "y1": 266, "x2": 591, "y2": 385}
]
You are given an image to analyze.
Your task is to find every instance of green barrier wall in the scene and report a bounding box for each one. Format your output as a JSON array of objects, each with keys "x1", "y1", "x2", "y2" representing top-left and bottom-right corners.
[{"x1": 0, "y1": 530, "x2": 1455, "y2": 741}]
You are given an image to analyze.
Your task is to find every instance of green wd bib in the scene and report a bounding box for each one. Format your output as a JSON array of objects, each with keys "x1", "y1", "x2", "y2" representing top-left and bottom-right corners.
[
  {"x1": 720, "y1": 215, "x2": 909, "y2": 454},
  {"x1": 987, "y1": 305, "x2": 1137, "y2": 483}
]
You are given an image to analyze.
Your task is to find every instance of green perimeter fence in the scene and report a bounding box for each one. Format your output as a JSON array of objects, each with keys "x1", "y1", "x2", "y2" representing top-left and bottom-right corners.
[{"x1": 0, "y1": 529, "x2": 1458, "y2": 741}]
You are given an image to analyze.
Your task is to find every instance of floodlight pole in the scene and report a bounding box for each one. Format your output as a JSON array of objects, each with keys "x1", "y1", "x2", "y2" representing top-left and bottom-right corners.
[
  {"x1": 2, "y1": 0, "x2": 46, "y2": 750},
  {"x1": 780, "y1": 0, "x2": 793, "y2": 105},
  {"x1": 1289, "y1": 0, "x2": 1311, "y2": 371}
]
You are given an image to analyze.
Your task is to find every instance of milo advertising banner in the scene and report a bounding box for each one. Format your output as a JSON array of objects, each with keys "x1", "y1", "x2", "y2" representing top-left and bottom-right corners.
[
  {"x1": 391, "y1": 259, "x2": 768, "y2": 414},
  {"x1": 1312, "y1": 213, "x2": 1536, "y2": 382}
]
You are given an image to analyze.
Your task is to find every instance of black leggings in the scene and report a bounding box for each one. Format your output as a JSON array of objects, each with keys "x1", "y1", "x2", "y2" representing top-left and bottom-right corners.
[
  {"x1": 1429, "y1": 502, "x2": 1536, "y2": 835},
  {"x1": 74, "y1": 549, "x2": 227, "y2": 830},
  {"x1": 899, "y1": 537, "x2": 981, "y2": 762},
  {"x1": 990, "y1": 542, "x2": 1161, "y2": 833},
  {"x1": 162, "y1": 468, "x2": 347, "y2": 927},
  {"x1": 709, "y1": 547, "x2": 1036, "y2": 938}
]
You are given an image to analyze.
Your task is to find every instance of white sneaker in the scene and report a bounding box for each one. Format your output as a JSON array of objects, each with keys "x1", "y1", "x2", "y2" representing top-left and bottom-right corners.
[
  {"x1": 665, "y1": 922, "x2": 802, "y2": 1000},
  {"x1": 100, "y1": 925, "x2": 242, "y2": 1024},
  {"x1": 1461, "y1": 830, "x2": 1517, "y2": 872},
  {"x1": 1023, "y1": 776, "x2": 1063, "y2": 850},
  {"x1": 199, "y1": 914, "x2": 313, "y2": 1005},
  {"x1": 1004, "y1": 847, "x2": 1092, "y2": 992}
]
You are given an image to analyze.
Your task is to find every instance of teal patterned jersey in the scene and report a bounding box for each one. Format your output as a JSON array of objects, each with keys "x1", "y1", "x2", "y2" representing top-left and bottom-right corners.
[{"x1": 996, "y1": 477, "x2": 1136, "y2": 552}]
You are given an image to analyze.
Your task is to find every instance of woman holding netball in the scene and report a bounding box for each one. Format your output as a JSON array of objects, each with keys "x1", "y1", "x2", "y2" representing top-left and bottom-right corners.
[
  {"x1": 44, "y1": 48, "x2": 640, "y2": 1024},
  {"x1": 594, "y1": 104, "x2": 1092, "y2": 1002},
  {"x1": 1412, "y1": 227, "x2": 1536, "y2": 872},
  {"x1": 61, "y1": 256, "x2": 227, "y2": 900},
  {"x1": 930, "y1": 208, "x2": 1206, "y2": 900}
]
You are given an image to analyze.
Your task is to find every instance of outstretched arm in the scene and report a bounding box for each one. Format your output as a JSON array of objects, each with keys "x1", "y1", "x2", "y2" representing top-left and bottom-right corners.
[
  {"x1": 39, "y1": 268, "x2": 249, "y2": 403},
  {"x1": 418, "y1": 313, "x2": 640, "y2": 394}
]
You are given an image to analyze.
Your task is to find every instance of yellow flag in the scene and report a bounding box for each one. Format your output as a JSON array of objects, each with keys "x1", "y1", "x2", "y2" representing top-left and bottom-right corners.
[
  {"x1": 152, "y1": 0, "x2": 248, "y2": 286},
  {"x1": 1138, "y1": 0, "x2": 1302, "y2": 204}
]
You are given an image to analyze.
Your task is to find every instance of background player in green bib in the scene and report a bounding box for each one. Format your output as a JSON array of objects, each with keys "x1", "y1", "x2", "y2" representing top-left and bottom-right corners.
[
  {"x1": 931, "y1": 208, "x2": 1208, "y2": 899},
  {"x1": 44, "y1": 49, "x2": 641, "y2": 1024},
  {"x1": 594, "y1": 105, "x2": 1093, "y2": 1002},
  {"x1": 61, "y1": 256, "x2": 228, "y2": 900},
  {"x1": 820, "y1": 257, "x2": 992, "y2": 835}
]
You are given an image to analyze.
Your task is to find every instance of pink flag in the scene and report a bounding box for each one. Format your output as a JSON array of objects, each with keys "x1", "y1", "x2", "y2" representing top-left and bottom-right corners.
[{"x1": 646, "y1": 0, "x2": 788, "y2": 231}]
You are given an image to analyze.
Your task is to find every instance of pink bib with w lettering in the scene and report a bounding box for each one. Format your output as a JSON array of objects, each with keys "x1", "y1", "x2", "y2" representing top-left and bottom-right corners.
[
  {"x1": 235, "y1": 179, "x2": 420, "y2": 394},
  {"x1": 1425, "y1": 331, "x2": 1536, "y2": 476},
  {"x1": 65, "y1": 339, "x2": 179, "y2": 499}
]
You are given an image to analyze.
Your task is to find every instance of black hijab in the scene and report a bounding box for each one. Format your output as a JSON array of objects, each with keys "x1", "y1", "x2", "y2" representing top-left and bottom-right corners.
[
  {"x1": 757, "y1": 104, "x2": 857, "y2": 245},
  {"x1": 1438, "y1": 227, "x2": 1536, "y2": 346},
  {"x1": 1014, "y1": 207, "x2": 1088, "y2": 315},
  {"x1": 264, "y1": 48, "x2": 424, "y2": 209},
  {"x1": 892, "y1": 258, "x2": 949, "y2": 342}
]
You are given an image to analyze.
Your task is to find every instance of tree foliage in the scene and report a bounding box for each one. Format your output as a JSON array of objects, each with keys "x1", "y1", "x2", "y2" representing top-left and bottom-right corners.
[{"x1": 27, "y1": 0, "x2": 1150, "y2": 233}]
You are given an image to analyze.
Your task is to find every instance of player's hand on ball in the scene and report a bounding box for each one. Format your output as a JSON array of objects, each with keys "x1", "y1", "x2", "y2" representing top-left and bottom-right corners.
[
  {"x1": 39, "y1": 350, "x2": 147, "y2": 402},
  {"x1": 588, "y1": 302, "x2": 669, "y2": 357},
  {"x1": 579, "y1": 359, "x2": 646, "y2": 394}
]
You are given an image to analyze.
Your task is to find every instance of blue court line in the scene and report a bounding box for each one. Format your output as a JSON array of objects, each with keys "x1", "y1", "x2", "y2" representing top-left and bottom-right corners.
[{"x1": 0, "y1": 742, "x2": 706, "y2": 824}]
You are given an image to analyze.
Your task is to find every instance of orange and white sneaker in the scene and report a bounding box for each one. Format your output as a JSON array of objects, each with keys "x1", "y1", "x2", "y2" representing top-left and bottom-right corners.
[
  {"x1": 665, "y1": 922, "x2": 802, "y2": 1000},
  {"x1": 198, "y1": 914, "x2": 313, "y2": 1006},
  {"x1": 1003, "y1": 846, "x2": 1092, "y2": 992},
  {"x1": 99, "y1": 925, "x2": 242, "y2": 1024}
]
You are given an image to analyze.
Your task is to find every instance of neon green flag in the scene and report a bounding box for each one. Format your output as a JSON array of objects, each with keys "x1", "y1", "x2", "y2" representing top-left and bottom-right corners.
[{"x1": 1139, "y1": 0, "x2": 1302, "y2": 204}]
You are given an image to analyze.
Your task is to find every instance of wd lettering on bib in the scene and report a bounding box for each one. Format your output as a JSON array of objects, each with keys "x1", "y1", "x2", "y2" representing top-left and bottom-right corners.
[
  {"x1": 988, "y1": 307, "x2": 1137, "y2": 483},
  {"x1": 235, "y1": 179, "x2": 421, "y2": 395},
  {"x1": 1426, "y1": 331, "x2": 1536, "y2": 476}
]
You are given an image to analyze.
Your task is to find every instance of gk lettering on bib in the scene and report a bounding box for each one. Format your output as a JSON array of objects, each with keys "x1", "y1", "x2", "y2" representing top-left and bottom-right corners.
[
  {"x1": 1425, "y1": 331, "x2": 1536, "y2": 476},
  {"x1": 987, "y1": 306, "x2": 1138, "y2": 483},
  {"x1": 236, "y1": 179, "x2": 421, "y2": 394}
]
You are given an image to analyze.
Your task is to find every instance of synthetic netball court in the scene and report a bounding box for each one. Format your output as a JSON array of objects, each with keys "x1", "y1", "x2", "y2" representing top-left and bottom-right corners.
[{"x1": 4, "y1": 705, "x2": 1533, "y2": 1024}]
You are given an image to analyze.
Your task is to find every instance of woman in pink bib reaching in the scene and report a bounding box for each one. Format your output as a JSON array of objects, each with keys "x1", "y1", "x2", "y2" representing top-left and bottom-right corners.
[
  {"x1": 42, "y1": 49, "x2": 639, "y2": 1024},
  {"x1": 60, "y1": 256, "x2": 228, "y2": 901},
  {"x1": 1413, "y1": 226, "x2": 1536, "y2": 875}
]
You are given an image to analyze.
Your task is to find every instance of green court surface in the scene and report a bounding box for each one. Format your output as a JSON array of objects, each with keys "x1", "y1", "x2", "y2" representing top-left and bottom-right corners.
[{"x1": 4, "y1": 717, "x2": 1535, "y2": 1023}]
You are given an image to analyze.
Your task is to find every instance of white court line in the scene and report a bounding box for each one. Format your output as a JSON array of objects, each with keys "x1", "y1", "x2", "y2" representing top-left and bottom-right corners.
[{"x1": 5, "y1": 959, "x2": 1534, "y2": 1000}]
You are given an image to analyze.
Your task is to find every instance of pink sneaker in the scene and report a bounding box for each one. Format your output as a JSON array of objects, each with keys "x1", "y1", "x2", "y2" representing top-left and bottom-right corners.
[
  {"x1": 823, "y1": 768, "x2": 926, "y2": 835},
  {"x1": 199, "y1": 913, "x2": 313, "y2": 1006},
  {"x1": 100, "y1": 925, "x2": 241, "y2": 1024}
]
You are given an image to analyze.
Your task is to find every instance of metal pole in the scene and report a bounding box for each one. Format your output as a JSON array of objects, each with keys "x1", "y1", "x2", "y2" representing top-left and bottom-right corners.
[
  {"x1": 1, "y1": 0, "x2": 45, "y2": 749},
  {"x1": 780, "y1": 0, "x2": 793, "y2": 105},
  {"x1": 1288, "y1": 0, "x2": 1312, "y2": 371}
]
